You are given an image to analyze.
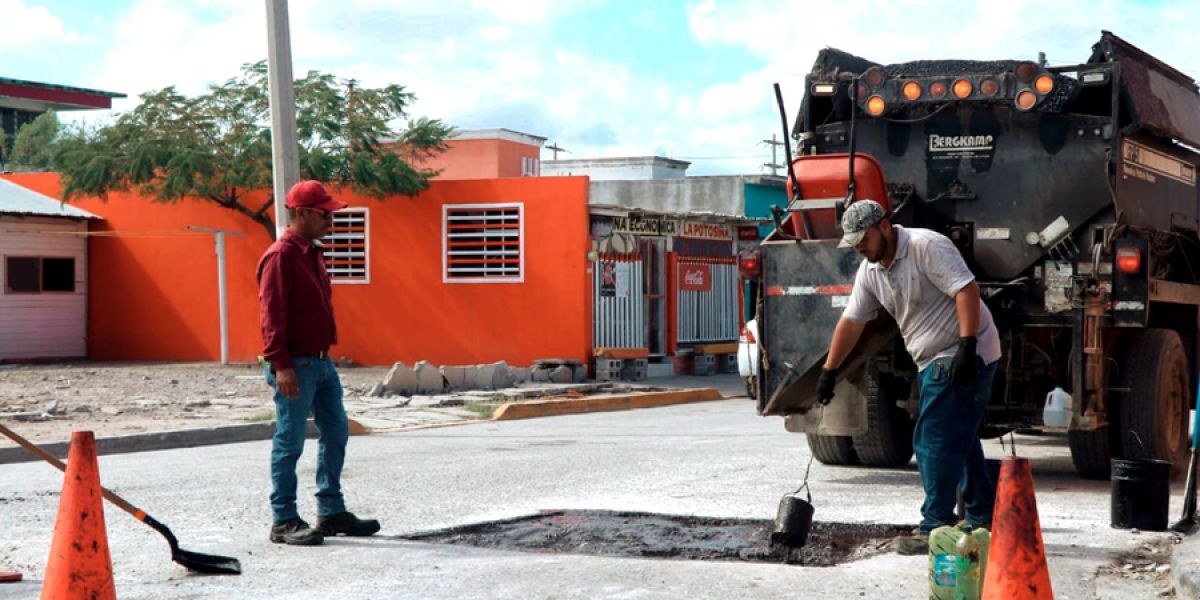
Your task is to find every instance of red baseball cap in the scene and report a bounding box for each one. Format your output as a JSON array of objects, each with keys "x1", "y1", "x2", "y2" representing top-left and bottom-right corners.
[{"x1": 285, "y1": 180, "x2": 348, "y2": 212}]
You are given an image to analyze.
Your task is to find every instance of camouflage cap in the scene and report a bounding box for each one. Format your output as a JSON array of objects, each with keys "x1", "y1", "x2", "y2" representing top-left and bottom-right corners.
[{"x1": 838, "y1": 199, "x2": 886, "y2": 248}]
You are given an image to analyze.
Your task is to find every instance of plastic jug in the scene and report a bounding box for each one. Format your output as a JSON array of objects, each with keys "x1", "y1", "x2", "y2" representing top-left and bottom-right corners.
[
  {"x1": 1043, "y1": 386, "x2": 1072, "y2": 428},
  {"x1": 954, "y1": 527, "x2": 990, "y2": 600},
  {"x1": 929, "y1": 524, "x2": 991, "y2": 600}
]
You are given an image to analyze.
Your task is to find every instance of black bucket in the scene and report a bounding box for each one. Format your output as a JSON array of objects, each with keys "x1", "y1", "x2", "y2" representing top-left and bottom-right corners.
[
  {"x1": 1111, "y1": 458, "x2": 1171, "y2": 531},
  {"x1": 771, "y1": 492, "x2": 814, "y2": 547}
]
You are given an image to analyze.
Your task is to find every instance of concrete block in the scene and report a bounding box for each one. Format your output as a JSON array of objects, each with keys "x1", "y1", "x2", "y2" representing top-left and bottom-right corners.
[
  {"x1": 510, "y1": 367, "x2": 531, "y2": 384},
  {"x1": 531, "y1": 368, "x2": 551, "y2": 383},
  {"x1": 647, "y1": 362, "x2": 675, "y2": 378},
  {"x1": 414, "y1": 361, "x2": 444, "y2": 394},
  {"x1": 621, "y1": 358, "x2": 648, "y2": 381},
  {"x1": 594, "y1": 358, "x2": 623, "y2": 382},
  {"x1": 692, "y1": 354, "x2": 716, "y2": 376},
  {"x1": 717, "y1": 354, "x2": 739, "y2": 374},
  {"x1": 473, "y1": 361, "x2": 512, "y2": 390},
  {"x1": 382, "y1": 362, "x2": 415, "y2": 395},
  {"x1": 549, "y1": 365, "x2": 574, "y2": 384},
  {"x1": 441, "y1": 366, "x2": 470, "y2": 390},
  {"x1": 573, "y1": 365, "x2": 588, "y2": 383},
  {"x1": 492, "y1": 361, "x2": 515, "y2": 389}
]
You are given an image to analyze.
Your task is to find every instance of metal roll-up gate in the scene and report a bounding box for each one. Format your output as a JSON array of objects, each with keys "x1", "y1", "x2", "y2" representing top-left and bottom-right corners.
[
  {"x1": 676, "y1": 256, "x2": 738, "y2": 343},
  {"x1": 593, "y1": 253, "x2": 646, "y2": 348}
]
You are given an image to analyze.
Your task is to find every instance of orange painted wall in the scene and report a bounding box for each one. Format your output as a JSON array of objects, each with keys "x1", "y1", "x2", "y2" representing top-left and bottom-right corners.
[
  {"x1": 415, "y1": 138, "x2": 541, "y2": 180},
  {"x1": 2, "y1": 173, "x2": 592, "y2": 367}
]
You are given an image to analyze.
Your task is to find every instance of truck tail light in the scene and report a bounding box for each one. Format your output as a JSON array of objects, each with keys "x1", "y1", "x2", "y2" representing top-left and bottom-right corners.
[
  {"x1": 1015, "y1": 90, "x2": 1037, "y2": 111},
  {"x1": 740, "y1": 324, "x2": 756, "y2": 344},
  {"x1": 866, "y1": 95, "x2": 886, "y2": 116},
  {"x1": 980, "y1": 78, "x2": 999, "y2": 97},
  {"x1": 1034, "y1": 74, "x2": 1055, "y2": 94},
  {"x1": 929, "y1": 81, "x2": 948, "y2": 98},
  {"x1": 1117, "y1": 248, "x2": 1142, "y2": 274},
  {"x1": 953, "y1": 79, "x2": 973, "y2": 98},
  {"x1": 739, "y1": 250, "x2": 761, "y2": 279},
  {"x1": 1015, "y1": 61, "x2": 1037, "y2": 82},
  {"x1": 902, "y1": 81, "x2": 922, "y2": 101},
  {"x1": 864, "y1": 67, "x2": 885, "y2": 88}
]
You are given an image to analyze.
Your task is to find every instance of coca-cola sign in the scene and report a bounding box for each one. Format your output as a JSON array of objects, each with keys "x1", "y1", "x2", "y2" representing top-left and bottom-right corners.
[{"x1": 680, "y1": 264, "x2": 712, "y2": 291}]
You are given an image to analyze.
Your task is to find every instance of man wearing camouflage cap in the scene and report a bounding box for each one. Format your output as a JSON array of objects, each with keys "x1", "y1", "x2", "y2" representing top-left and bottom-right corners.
[{"x1": 816, "y1": 199, "x2": 1002, "y2": 555}]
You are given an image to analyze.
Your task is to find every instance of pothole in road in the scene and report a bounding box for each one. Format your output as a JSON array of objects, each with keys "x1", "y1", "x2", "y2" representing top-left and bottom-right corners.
[{"x1": 403, "y1": 510, "x2": 910, "y2": 566}]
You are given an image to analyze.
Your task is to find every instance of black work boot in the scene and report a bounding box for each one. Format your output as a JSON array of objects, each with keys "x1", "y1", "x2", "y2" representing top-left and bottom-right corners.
[
  {"x1": 317, "y1": 511, "x2": 381, "y2": 537},
  {"x1": 270, "y1": 517, "x2": 324, "y2": 546}
]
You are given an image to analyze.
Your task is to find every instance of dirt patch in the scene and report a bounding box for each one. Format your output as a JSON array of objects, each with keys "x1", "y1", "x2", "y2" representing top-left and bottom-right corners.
[
  {"x1": 1095, "y1": 535, "x2": 1180, "y2": 597},
  {"x1": 0, "y1": 362, "x2": 387, "y2": 445},
  {"x1": 404, "y1": 510, "x2": 910, "y2": 567}
]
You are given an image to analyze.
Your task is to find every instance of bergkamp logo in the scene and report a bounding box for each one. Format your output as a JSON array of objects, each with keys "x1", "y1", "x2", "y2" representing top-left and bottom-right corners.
[{"x1": 928, "y1": 134, "x2": 995, "y2": 152}]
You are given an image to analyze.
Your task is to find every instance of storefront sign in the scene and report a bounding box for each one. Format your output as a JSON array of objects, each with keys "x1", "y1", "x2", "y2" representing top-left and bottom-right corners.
[
  {"x1": 679, "y1": 264, "x2": 712, "y2": 292},
  {"x1": 737, "y1": 225, "x2": 760, "y2": 241},
  {"x1": 612, "y1": 215, "x2": 678, "y2": 236},
  {"x1": 681, "y1": 222, "x2": 732, "y2": 240}
]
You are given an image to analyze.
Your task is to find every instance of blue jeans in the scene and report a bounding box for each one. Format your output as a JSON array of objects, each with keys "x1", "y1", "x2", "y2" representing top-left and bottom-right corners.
[
  {"x1": 914, "y1": 356, "x2": 998, "y2": 534},
  {"x1": 264, "y1": 356, "x2": 348, "y2": 523}
]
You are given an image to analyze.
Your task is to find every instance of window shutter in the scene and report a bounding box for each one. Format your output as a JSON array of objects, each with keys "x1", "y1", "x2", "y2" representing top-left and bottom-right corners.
[
  {"x1": 444, "y1": 204, "x2": 523, "y2": 282},
  {"x1": 321, "y1": 208, "x2": 369, "y2": 283}
]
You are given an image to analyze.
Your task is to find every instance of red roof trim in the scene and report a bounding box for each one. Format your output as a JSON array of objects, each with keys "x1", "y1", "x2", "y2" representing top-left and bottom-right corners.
[{"x1": 0, "y1": 82, "x2": 115, "y2": 109}]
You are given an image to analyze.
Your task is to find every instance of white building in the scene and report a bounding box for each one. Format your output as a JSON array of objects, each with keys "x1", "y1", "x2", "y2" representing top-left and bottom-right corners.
[
  {"x1": 542, "y1": 156, "x2": 690, "y2": 181},
  {"x1": 0, "y1": 178, "x2": 100, "y2": 360}
]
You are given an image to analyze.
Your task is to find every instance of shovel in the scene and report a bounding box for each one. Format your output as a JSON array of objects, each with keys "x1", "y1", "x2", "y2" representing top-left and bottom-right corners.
[
  {"x1": 0, "y1": 424, "x2": 242, "y2": 575},
  {"x1": 1172, "y1": 375, "x2": 1200, "y2": 533}
]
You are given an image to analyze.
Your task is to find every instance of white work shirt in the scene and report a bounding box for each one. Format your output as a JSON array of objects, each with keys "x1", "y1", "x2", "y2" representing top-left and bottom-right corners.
[{"x1": 841, "y1": 225, "x2": 1002, "y2": 371}]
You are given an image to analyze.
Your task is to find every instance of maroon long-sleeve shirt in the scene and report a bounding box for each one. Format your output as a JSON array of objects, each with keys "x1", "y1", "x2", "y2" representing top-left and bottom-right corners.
[{"x1": 257, "y1": 228, "x2": 337, "y2": 371}]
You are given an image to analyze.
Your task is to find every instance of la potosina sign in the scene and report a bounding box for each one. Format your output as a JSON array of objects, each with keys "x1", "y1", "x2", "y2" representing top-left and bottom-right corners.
[{"x1": 611, "y1": 216, "x2": 733, "y2": 240}]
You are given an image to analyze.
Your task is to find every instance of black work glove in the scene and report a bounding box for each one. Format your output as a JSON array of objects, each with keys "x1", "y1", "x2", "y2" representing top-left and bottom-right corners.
[
  {"x1": 951, "y1": 336, "x2": 978, "y2": 388},
  {"x1": 816, "y1": 367, "x2": 837, "y2": 405}
]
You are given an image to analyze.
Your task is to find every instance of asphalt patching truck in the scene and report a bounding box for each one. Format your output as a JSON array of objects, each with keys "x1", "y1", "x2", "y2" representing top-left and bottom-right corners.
[{"x1": 748, "y1": 31, "x2": 1200, "y2": 479}]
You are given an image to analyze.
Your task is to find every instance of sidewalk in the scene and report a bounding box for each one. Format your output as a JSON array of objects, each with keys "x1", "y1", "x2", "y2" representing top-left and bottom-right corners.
[
  {"x1": 0, "y1": 373, "x2": 745, "y2": 465},
  {"x1": 1172, "y1": 526, "x2": 1200, "y2": 598}
]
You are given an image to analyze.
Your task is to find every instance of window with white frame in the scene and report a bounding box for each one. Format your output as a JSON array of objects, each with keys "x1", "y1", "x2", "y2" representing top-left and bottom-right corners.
[
  {"x1": 520, "y1": 156, "x2": 539, "y2": 176},
  {"x1": 443, "y1": 203, "x2": 523, "y2": 282},
  {"x1": 320, "y1": 208, "x2": 369, "y2": 283}
]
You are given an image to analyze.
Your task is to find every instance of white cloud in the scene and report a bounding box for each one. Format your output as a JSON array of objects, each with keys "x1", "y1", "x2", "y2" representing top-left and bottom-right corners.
[
  {"x1": 0, "y1": 0, "x2": 81, "y2": 51},
  {"x1": 50, "y1": 0, "x2": 1200, "y2": 178}
]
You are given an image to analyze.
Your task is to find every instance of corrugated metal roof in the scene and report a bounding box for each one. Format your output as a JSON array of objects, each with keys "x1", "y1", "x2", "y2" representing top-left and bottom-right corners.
[{"x1": 0, "y1": 178, "x2": 100, "y2": 219}]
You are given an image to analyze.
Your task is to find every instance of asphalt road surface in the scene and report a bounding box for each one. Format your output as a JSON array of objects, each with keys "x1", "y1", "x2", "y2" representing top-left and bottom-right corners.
[{"x1": 0, "y1": 399, "x2": 1177, "y2": 598}]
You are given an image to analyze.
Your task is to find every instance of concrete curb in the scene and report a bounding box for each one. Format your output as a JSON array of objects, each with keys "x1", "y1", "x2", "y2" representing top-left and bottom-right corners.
[
  {"x1": 492, "y1": 388, "x2": 725, "y2": 421},
  {"x1": 0, "y1": 387, "x2": 729, "y2": 464},
  {"x1": 1171, "y1": 530, "x2": 1200, "y2": 598},
  {"x1": 0, "y1": 420, "x2": 356, "y2": 466}
]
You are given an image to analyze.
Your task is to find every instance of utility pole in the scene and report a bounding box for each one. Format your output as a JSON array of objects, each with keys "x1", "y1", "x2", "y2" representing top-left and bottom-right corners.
[
  {"x1": 761, "y1": 133, "x2": 785, "y2": 176},
  {"x1": 188, "y1": 226, "x2": 247, "y2": 365},
  {"x1": 545, "y1": 142, "x2": 568, "y2": 160},
  {"x1": 265, "y1": 0, "x2": 300, "y2": 239}
]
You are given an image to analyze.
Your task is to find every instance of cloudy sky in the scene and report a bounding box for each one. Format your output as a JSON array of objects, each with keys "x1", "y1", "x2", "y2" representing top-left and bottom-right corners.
[{"x1": 4, "y1": 0, "x2": 1199, "y2": 175}]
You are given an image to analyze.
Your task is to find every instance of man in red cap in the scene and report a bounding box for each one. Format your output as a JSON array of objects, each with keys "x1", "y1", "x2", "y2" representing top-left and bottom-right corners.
[{"x1": 257, "y1": 180, "x2": 380, "y2": 546}]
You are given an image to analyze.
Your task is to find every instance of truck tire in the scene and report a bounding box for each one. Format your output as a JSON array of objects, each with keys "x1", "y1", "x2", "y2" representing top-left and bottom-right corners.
[
  {"x1": 806, "y1": 433, "x2": 858, "y2": 465},
  {"x1": 1119, "y1": 329, "x2": 1190, "y2": 478},
  {"x1": 1068, "y1": 427, "x2": 1113, "y2": 480},
  {"x1": 851, "y1": 364, "x2": 915, "y2": 467}
]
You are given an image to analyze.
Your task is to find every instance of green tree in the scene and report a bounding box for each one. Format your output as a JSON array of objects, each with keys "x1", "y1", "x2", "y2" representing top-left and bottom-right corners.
[
  {"x1": 54, "y1": 61, "x2": 454, "y2": 238},
  {"x1": 9, "y1": 111, "x2": 60, "y2": 171}
]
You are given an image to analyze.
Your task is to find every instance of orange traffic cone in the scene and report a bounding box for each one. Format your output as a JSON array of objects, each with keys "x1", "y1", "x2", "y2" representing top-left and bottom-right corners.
[
  {"x1": 982, "y1": 456, "x2": 1053, "y2": 599},
  {"x1": 41, "y1": 431, "x2": 115, "y2": 600}
]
